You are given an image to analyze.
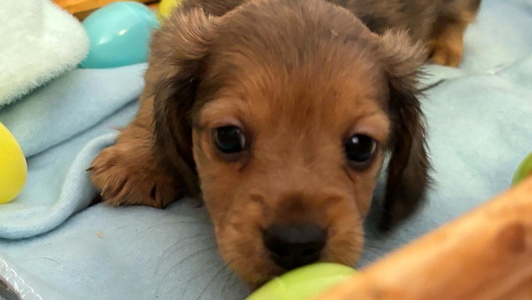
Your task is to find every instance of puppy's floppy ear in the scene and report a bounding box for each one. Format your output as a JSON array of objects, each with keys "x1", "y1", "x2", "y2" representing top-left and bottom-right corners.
[
  {"x1": 377, "y1": 30, "x2": 431, "y2": 231},
  {"x1": 147, "y1": 9, "x2": 216, "y2": 196}
]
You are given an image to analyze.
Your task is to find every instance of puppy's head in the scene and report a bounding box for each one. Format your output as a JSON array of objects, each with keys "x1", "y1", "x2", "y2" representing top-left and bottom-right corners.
[{"x1": 150, "y1": 0, "x2": 429, "y2": 286}]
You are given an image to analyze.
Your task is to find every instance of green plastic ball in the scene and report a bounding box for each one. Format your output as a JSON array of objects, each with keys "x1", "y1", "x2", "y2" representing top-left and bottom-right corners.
[
  {"x1": 245, "y1": 263, "x2": 356, "y2": 300},
  {"x1": 512, "y1": 152, "x2": 532, "y2": 186}
]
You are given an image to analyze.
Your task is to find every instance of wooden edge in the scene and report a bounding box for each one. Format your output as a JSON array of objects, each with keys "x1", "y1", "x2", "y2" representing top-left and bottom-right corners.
[
  {"x1": 72, "y1": 2, "x2": 159, "y2": 21},
  {"x1": 315, "y1": 176, "x2": 532, "y2": 300},
  {"x1": 495, "y1": 277, "x2": 532, "y2": 300},
  {"x1": 53, "y1": 0, "x2": 158, "y2": 15}
]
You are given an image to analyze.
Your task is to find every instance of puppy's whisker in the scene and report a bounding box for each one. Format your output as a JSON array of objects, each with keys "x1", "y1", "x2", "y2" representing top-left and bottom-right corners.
[
  {"x1": 156, "y1": 245, "x2": 220, "y2": 295},
  {"x1": 156, "y1": 235, "x2": 216, "y2": 272},
  {"x1": 419, "y1": 79, "x2": 446, "y2": 92},
  {"x1": 180, "y1": 262, "x2": 225, "y2": 297},
  {"x1": 144, "y1": 220, "x2": 206, "y2": 231},
  {"x1": 159, "y1": 245, "x2": 219, "y2": 282},
  {"x1": 218, "y1": 262, "x2": 240, "y2": 297},
  {"x1": 194, "y1": 260, "x2": 235, "y2": 300}
]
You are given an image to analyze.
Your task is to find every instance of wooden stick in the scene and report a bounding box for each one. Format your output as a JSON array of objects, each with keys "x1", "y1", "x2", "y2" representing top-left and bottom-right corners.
[
  {"x1": 497, "y1": 277, "x2": 532, "y2": 300},
  {"x1": 315, "y1": 176, "x2": 532, "y2": 300},
  {"x1": 495, "y1": 277, "x2": 532, "y2": 300},
  {"x1": 54, "y1": 0, "x2": 157, "y2": 15}
]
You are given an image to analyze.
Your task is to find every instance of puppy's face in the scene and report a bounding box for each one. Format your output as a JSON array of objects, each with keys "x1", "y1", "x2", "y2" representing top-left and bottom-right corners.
[
  {"x1": 151, "y1": 0, "x2": 428, "y2": 287},
  {"x1": 194, "y1": 53, "x2": 390, "y2": 284}
]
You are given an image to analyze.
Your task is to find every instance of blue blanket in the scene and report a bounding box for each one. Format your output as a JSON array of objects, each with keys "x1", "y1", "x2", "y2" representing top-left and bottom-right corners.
[{"x1": 1, "y1": 0, "x2": 532, "y2": 298}]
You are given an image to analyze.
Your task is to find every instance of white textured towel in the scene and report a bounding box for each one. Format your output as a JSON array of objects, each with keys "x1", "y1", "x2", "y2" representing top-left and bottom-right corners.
[{"x1": 0, "y1": 0, "x2": 89, "y2": 107}]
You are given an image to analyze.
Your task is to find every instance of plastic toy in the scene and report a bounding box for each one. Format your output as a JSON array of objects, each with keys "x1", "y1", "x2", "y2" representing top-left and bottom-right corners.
[
  {"x1": 512, "y1": 152, "x2": 532, "y2": 186},
  {"x1": 0, "y1": 122, "x2": 27, "y2": 204},
  {"x1": 245, "y1": 263, "x2": 356, "y2": 300},
  {"x1": 157, "y1": 0, "x2": 184, "y2": 21},
  {"x1": 80, "y1": 2, "x2": 159, "y2": 69}
]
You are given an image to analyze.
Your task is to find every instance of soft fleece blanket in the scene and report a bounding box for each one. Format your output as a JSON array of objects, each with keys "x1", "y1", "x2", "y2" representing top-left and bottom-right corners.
[
  {"x1": 0, "y1": 0, "x2": 89, "y2": 107},
  {"x1": 1, "y1": 0, "x2": 532, "y2": 299}
]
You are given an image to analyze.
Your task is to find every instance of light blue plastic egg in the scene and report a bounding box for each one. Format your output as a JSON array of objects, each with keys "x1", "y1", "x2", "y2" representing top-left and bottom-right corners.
[{"x1": 81, "y1": 2, "x2": 159, "y2": 68}]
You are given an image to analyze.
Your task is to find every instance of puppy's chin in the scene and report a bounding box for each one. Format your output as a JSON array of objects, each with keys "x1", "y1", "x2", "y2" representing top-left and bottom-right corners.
[
  {"x1": 214, "y1": 227, "x2": 283, "y2": 286},
  {"x1": 217, "y1": 242, "x2": 294, "y2": 290},
  {"x1": 220, "y1": 243, "x2": 363, "y2": 290},
  {"x1": 204, "y1": 193, "x2": 365, "y2": 287},
  {"x1": 214, "y1": 222, "x2": 364, "y2": 288}
]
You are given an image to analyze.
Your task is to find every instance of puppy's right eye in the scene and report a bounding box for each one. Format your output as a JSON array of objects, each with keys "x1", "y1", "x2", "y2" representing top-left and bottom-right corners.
[{"x1": 214, "y1": 126, "x2": 246, "y2": 154}]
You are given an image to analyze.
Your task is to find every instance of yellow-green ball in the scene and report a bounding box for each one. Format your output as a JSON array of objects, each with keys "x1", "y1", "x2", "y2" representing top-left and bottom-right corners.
[
  {"x1": 246, "y1": 263, "x2": 356, "y2": 300},
  {"x1": 512, "y1": 152, "x2": 532, "y2": 186},
  {"x1": 157, "y1": 0, "x2": 184, "y2": 21},
  {"x1": 0, "y1": 122, "x2": 27, "y2": 204}
]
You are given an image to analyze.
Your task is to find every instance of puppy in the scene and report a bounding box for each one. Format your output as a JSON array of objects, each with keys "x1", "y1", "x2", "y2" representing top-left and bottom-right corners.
[{"x1": 89, "y1": 0, "x2": 480, "y2": 286}]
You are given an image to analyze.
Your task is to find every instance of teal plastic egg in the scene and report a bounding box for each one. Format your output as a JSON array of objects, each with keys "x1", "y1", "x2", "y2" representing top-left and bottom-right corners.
[{"x1": 80, "y1": 2, "x2": 159, "y2": 68}]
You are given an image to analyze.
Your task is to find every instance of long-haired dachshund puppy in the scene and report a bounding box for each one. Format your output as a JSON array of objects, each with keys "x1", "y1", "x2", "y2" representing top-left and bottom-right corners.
[{"x1": 89, "y1": 0, "x2": 481, "y2": 286}]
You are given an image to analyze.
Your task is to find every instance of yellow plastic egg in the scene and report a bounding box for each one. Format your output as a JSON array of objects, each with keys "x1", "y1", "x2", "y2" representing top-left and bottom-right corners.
[
  {"x1": 0, "y1": 122, "x2": 27, "y2": 204},
  {"x1": 157, "y1": 0, "x2": 184, "y2": 21}
]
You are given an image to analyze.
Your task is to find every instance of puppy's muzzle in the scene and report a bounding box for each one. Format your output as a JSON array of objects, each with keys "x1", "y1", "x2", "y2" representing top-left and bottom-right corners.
[{"x1": 263, "y1": 223, "x2": 326, "y2": 270}]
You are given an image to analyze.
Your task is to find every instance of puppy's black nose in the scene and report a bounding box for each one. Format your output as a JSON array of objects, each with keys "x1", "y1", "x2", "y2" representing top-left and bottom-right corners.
[{"x1": 263, "y1": 223, "x2": 326, "y2": 270}]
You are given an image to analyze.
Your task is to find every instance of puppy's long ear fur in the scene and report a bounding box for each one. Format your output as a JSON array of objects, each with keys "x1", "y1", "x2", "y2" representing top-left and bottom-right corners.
[
  {"x1": 378, "y1": 30, "x2": 431, "y2": 231},
  {"x1": 147, "y1": 9, "x2": 215, "y2": 196}
]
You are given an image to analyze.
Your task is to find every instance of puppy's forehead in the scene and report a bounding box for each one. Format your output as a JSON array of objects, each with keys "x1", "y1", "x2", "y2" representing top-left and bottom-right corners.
[
  {"x1": 203, "y1": 48, "x2": 388, "y2": 133},
  {"x1": 205, "y1": 61, "x2": 386, "y2": 121},
  {"x1": 198, "y1": 0, "x2": 390, "y2": 139}
]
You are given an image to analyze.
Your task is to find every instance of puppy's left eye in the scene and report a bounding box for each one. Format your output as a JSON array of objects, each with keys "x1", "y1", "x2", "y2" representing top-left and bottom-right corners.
[
  {"x1": 345, "y1": 134, "x2": 377, "y2": 169},
  {"x1": 214, "y1": 126, "x2": 246, "y2": 154}
]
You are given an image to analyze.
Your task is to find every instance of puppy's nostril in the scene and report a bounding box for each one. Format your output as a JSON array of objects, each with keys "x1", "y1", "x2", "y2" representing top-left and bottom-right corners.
[
  {"x1": 301, "y1": 248, "x2": 319, "y2": 257},
  {"x1": 263, "y1": 223, "x2": 326, "y2": 270},
  {"x1": 269, "y1": 246, "x2": 290, "y2": 257}
]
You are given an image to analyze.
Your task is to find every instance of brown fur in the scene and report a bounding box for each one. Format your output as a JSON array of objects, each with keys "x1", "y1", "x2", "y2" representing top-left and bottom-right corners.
[
  {"x1": 89, "y1": 0, "x2": 480, "y2": 286},
  {"x1": 428, "y1": 0, "x2": 482, "y2": 67}
]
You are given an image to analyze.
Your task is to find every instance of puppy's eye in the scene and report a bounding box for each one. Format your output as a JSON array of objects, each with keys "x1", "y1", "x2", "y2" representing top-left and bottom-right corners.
[
  {"x1": 214, "y1": 126, "x2": 246, "y2": 154},
  {"x1": 345, "y1": 134, "x2": 377, "y2": 169}
]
